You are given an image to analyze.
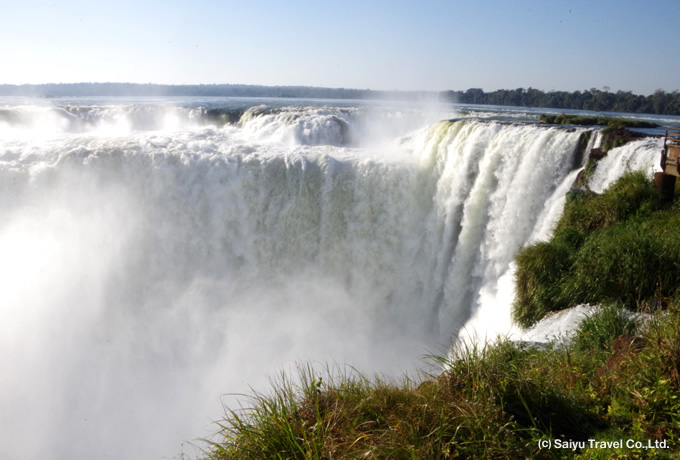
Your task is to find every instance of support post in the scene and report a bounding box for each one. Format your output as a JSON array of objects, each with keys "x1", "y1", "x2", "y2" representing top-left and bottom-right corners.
[{"x1": 654, "y1": 172, "x2": 676, "y2": 203}]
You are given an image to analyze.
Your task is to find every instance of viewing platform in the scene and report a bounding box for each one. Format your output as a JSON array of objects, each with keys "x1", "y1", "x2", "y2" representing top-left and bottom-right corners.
[
  {"x1": 655, "y1": 127, "x2": 680, "y2": 201},
  {"x1": 662, "y1": 127, "x2": 680, "y2": 177}
]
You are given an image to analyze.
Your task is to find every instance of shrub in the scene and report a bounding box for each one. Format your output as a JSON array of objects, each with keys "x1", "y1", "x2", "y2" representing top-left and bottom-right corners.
[
  {"x1": 514, "y1": 172, "x2": 676, "y2": 328},
  {"x1": 571, "y1": 304, "x2": 638, "y2": 353},
  {"x1": 513, "y1": 236, "x2": 576, "y2": 327}
]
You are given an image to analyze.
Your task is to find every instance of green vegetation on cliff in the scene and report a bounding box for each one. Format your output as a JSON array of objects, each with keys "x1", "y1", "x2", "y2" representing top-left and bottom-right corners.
[
  {"x1": 513, "y1": 172, "x2": 680, "y2": 328},
  {"x1": 202, "y1": 173, "x2": 680, "y2": 460},
  {"x1": 539, "y1": 114, "x2": 658, "y2": 130}
]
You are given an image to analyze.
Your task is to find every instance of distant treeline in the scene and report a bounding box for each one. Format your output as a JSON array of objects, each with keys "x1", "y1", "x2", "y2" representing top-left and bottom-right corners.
[
  {"x1": 0, "y1": 83, "x2": 388, "y2": 100},
  {"x1": 2, "y1": 83, "x2": 680, "y2": 116},
  {"x1": 440, "y1": 87, "x2": 680, "y2": 116}
]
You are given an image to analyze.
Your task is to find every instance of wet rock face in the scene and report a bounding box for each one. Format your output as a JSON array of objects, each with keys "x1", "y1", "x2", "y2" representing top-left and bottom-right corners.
[{"x1": 599, "y1": 128, "x2": 647, "y2": 153}]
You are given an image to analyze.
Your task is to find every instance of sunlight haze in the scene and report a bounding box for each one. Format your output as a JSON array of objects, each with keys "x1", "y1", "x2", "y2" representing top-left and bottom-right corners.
[{"x1": 3, "y1": 0, "x2": 680, "y2": 94}]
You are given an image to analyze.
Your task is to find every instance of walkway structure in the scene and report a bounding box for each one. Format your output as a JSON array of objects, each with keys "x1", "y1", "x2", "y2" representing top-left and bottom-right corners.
[
  {"x1": 657, "y1": 127, "x2": 680, "y2": 201},
  {"x1": 661, "y1": 127, "x2": 680, "y2": 177}
]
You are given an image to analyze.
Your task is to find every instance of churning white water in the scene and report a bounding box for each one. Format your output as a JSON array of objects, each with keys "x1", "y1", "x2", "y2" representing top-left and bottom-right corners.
[
  {"x1": 589, "y1": 136, "x2": 663, "y2": 193},
  {"x1": 0, "y1": 98, "x2": 667, "y2": 459}
]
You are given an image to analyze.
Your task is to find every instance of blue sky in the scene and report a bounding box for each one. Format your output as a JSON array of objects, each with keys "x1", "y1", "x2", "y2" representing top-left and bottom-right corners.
[{"x1": 2, "y1": 0, "x2": 679, "y2": 95}]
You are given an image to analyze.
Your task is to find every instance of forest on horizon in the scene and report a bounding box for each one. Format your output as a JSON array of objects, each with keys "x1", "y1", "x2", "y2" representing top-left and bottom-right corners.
[{"x1": 1, "y1": 83, "x2": 679, "y2": 116}]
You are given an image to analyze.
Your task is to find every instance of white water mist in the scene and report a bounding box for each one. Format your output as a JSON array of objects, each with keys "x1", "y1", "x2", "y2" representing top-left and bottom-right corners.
[{"x1": 1, "y1": 100, "x2": 641, "y2": 460}]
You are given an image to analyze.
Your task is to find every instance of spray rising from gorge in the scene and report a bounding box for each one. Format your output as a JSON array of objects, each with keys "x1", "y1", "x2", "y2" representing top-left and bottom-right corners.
[{"x1": 0, "y1": 99, "x2": 665, "y2": 460}]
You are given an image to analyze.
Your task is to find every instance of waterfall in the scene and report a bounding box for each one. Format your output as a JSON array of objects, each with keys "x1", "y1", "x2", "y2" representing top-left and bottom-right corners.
[
  {"x1": 1, "y1": 100, "x2": 646, "y2": 460},
  {"x1": 589, "y1": 137, "x2": 662, "y2": 193}
]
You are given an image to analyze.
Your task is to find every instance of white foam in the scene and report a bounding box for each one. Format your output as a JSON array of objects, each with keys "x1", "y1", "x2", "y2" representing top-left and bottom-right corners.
[
  {"x1": 0, "y1": 103, "x2": 609, "y2": 460},
  {"x1": 589, "y1": 137, "x2": 662, "y2": 193}
]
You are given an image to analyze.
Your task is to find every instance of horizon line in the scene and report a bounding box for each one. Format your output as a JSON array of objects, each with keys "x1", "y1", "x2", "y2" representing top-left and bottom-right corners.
[{"x1": 1, "y1": 82, "x2": 675, "y2": 97}]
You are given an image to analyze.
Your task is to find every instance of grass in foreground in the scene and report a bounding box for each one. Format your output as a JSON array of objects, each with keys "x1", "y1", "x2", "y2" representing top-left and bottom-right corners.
[
  {"x1": 203, "y1": 302, "x2": 680, "y2": 459},
  {"x1": 204, "y1": 360, "x2": 529, "y2": 459}
]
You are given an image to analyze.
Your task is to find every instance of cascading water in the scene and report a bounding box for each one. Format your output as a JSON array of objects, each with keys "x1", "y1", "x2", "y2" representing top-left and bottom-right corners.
[
  {"x1": 0, "y1": 98, "x2": 666, "y2": 460},
  {"x1": 589, "y1": 136, "x2": 663, "y2": 193}
]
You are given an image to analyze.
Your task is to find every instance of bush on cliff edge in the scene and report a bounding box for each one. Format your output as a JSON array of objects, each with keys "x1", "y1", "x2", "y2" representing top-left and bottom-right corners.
[{"x1": 513, "y1": 171, "x2": 680, "y2": 328}]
